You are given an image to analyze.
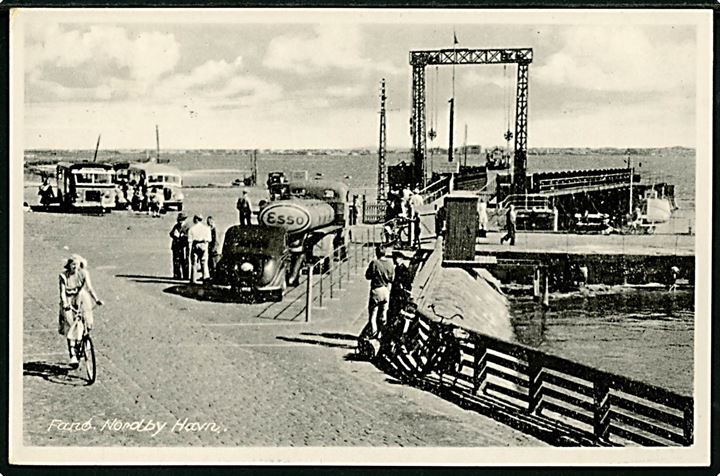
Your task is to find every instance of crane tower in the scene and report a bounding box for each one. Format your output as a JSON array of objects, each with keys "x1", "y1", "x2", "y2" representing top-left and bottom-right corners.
[{"x1": 409, "y1": 47, "x2": 533, "y2": 192}]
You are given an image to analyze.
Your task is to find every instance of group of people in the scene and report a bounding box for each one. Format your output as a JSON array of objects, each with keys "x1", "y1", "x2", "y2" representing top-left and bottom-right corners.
[
  {"x1": 169, "y1": 213, "x2": 220, "y2": 284},
  {"x1": 117, "y1": 180, "x2": 167, "y2": 215},
  {"x1": 384, "y1": 187, "x2": 424, "y2": 248},
  {"x1": 361, "y1": 244, "x2": 413, "y2": 344}
]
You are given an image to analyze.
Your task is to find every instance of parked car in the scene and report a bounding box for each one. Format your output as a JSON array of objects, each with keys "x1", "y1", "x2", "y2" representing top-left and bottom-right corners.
[{"x1": 214, "y1": 224, "x2": 290, "y2": 302}]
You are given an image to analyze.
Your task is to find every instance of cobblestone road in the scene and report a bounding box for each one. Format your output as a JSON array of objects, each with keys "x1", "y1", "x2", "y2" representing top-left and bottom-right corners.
[{"x1": 21, "y1": 201, "x2": 543, "y2": 448}]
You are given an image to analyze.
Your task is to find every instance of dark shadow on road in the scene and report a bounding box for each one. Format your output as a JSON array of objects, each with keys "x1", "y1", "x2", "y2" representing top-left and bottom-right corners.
[
  {"x1": 163, "y1": 284, "x2": 255, "y2": 304},
  {"x1": 116, "y1": 274, "x2": 185, "y2": 285},
  {"x1": 276, "y1": 336, "x2": 355, "y2": 350},
  {"x1": 300, "y1": 332, "x2": 358, "y2": 341},
  {"x1": 23, "y1": 361, "x2": 90, "y2": 387}
]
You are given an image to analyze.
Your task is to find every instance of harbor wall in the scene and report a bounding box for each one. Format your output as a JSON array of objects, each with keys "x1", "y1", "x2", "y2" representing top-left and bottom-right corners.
[{"x1": 488, "y1": 253, "x2": 695, "y2": 288}]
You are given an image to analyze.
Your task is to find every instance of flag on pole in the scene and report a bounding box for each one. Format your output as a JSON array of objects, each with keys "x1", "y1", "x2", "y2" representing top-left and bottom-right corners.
[{"x1": 453, "y1": 32, "x2": 459, "y2": 45}]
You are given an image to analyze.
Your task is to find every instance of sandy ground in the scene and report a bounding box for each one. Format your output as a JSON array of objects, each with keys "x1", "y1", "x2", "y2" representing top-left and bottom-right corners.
[{"x1": 20, "y1": 186, "x2": 543, "y2": 448}]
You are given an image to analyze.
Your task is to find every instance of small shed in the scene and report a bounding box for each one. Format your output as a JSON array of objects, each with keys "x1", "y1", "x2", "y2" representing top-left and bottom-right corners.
[{"x1": 443, "y1": 191, "x2": 479, "y2": 263}]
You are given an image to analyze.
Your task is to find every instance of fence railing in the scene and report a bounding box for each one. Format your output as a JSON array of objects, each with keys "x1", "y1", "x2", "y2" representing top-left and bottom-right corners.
[
  {"x1": 536, "y1": 170, "x2": 632, "y2": 192},
  {"x1": 303, "y1": 227, "x2": 381, "y2": 322},
  {"x1": 420, "y1": 175, "x2": 451, "y2": 205},
  {"x1": 406, "y1": 309, "x2": 694, "y2": 446}
]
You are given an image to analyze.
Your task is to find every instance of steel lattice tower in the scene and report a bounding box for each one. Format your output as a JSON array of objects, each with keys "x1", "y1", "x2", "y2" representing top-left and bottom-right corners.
[
  {"x1": 377, "y1": 79, "x2": 388, "y2": 202},
  {"x1": 409, "y1": 48, "x2": 533, "y2": 190}
]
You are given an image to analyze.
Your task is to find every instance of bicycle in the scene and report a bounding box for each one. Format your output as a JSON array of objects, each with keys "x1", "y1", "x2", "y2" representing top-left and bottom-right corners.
[
  {"x1": 387, "y1": 302, "x2": 464, "y2": 381},
  {"x1": 68, "y1": 303, "x2": 99, "y2": 385}
]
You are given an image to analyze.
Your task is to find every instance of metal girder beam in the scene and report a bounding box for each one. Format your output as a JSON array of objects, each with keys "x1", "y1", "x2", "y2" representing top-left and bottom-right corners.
[
  {"x1": 410, "y1": 48, "x2": 533, "y2": 67},
  {"x1": 411, "y1": 64, "x2": 427, "y2": 187}
]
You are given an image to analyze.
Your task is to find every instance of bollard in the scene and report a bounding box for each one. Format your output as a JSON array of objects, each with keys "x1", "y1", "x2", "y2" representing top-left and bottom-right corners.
[
  {"x1": 318, "y1": 260, "x2": 324, "y2": 308},
  {"x1": 354, "y1": 243, "x2": 358, "y2": 273},
  {"x1": 305, "y1": 264, "x2": 313, "y2": 323},
  {"x1": 541, "y1": 268, "x2": 550, "y2": 309},
  {"x1": 338, "y1": 259, "x2": 343, "y2": 290},
  {"x1": 533, "y1": 267, "x2": 541, "y2": 302}
]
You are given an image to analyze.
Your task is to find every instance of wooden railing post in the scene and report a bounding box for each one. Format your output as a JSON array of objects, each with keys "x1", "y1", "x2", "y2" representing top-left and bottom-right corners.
[
  {"x1": 683, "y1": 402, "x2": 694, "y2": 445},
  {"x1": 527, "y1": 350, "x2": 543, "y2": 414},
  {"x1": 593, "y1": 379, "x2": 611, "y2": 443},
  {"x1": 472, "y1": 335, "x2": 488, "y2": 394},
  {"x1": 305, "y1": 264, "x2": 313, "y2": 323},
  {"x1": 318, "y1": 260, "x2": 324, "y2": 308}
]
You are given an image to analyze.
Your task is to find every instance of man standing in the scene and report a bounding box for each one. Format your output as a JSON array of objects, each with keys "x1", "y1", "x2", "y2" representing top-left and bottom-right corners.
[
  {"x1": 169, "y1": 213, "x2": 188, "y2": 279},
  {"x1": 207, "y1": 216, "x2": 220, "y2": 279},
  {"x1": 500, "y1": 204, "x2": 517, "y2": 246},
  {"x1": 478, "y1": 196, "x2": 488, "y2": 237},
  {"x1": 364, "y1": 245, "x2": 395, "y2": 339},
  {"x1": 236, "y1": 190, "x2": 253, "y2": 225},
  {"x1": 409, "y1": 188, "x2": 424, "y2": 247},
  {"x1": 187, "y1": 214, "x2": 212, "y2": 284}
]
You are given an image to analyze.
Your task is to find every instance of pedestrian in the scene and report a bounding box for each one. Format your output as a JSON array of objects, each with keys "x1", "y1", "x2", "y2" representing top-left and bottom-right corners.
[
  {"x1": 388, "y1": 252, "x2": 411, "y2": 324},
  {"x1": 500, "y1": 204, "x2": 517, "y2": 245},
  {"x1": 349, "y1": 195, "x2": 359, "y2": 225},
  {"x1": 207, "y1": 216, "x2": 220, "y2": 279},
  {"x1": 478, "y1": 196, "x2": 488, "y2": 237},
  {"x1": 435, "y1": 204, "x2": 446, "y2": 238},
  {"x1": 169, "y1": 213, "x2": 188, "y2": 279},
  {"x1": 38, "y1": 175, "x2": 55, "y2": 207},
  {"x1": 669, "y1": 265, "x2": 680, "y2": 292},
  {"x1": 363, "y1": 244, "x2": 395, "y2": 339},
  {"x1": 58, "y1": 255, "x2": 102, "y2": 366},
  {"x1": 187, "y1": 214, "x2": 212, "y2": 284},
  {"x1": 410, "y1": 188, "x2": 424, "y2": 246},
  {"x1": 236, "y1": 190, "x2": 253, "y2": 225}
]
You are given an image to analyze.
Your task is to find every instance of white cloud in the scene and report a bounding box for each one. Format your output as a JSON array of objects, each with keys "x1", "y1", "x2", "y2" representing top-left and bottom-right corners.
[
  {"x1": 263, "y1": 25, "x2": 400, "y2": 75},
  {"x1": 25, "y1": 24, "x2": 181, "y2": 99},
  {"x1": 535, "y1": 27, "x2": 695, "y2": 93}
]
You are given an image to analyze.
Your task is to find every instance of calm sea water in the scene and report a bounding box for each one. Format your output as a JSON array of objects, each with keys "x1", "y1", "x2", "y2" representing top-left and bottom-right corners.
[{"x1": 509, "y1": 289, "x2": 694, "y2": 395}]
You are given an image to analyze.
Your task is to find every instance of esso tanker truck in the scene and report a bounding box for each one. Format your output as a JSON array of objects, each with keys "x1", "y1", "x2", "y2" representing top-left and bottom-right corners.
[{"x1": 215, "y1": 180, "x2": 349, "y2": 302}]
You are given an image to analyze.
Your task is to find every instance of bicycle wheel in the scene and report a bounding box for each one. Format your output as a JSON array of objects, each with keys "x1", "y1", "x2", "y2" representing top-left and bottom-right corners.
[{"x1": 82, "y1": 335, "x2": 96, "y2": 384}]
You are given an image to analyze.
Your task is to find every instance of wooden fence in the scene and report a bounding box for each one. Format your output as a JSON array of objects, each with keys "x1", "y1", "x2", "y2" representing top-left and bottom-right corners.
[{"x1": 403, "y1": 311, "x2": 694, "y2": 447}]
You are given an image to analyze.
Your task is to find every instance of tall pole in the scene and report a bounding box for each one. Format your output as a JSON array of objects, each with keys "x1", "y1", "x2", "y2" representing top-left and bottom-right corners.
[
  {"x1": 463, "y1": 123, "x2": 468, "y2": 167},
  {"x1": 252, "y1": 149, "x2": 258, "y2": 186},
  {"x1": 93, "y1": 134, "x2": 101, "y2": 162},
  {"x1": 628, "y1": 156, "x2": 633, "y2": 215},
  {"x1": 377, "y1": 79, "x2": 387, "y2": 202},
  {"x1": 448, "y1": 98, "x2": 454, "y2": 163},
  {"x1": 155, "y1": 124, "x2": 160, "y2": 163}
]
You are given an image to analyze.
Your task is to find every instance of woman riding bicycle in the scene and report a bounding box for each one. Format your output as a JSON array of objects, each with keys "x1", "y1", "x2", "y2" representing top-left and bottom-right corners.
[{"x1": 58, "y1": 255, "x2": 102, "y2": 366}]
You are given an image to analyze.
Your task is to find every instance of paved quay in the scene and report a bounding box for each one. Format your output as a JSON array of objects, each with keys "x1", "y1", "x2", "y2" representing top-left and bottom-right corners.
[{"x1": 21, "y1": 205, "x2": 544, "y2": 447}]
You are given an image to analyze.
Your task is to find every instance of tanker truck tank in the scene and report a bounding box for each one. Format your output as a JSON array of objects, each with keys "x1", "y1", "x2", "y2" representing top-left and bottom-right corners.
[{"x1": 258, "y1": 199, "x2": 336, "y2": 234}]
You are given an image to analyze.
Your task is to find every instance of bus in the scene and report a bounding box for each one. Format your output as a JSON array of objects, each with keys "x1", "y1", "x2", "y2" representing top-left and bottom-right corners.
[{"x1": 56, "y1": 162, "x2": 117, "y2": 212}]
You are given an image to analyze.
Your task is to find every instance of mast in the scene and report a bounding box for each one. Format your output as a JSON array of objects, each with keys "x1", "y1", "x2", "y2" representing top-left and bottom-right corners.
[
  {"x1": 377, "y1": 79, "x2": 387, "y2": 202},
  {"x1": 448, "y1": 98, "x2": 454, "y2": 162},
  {"x1": 93, "y1": 134, "x2": 101, "y2": 162},
  {"x1": 155, "y1": 125, "x2": 161, "y2": 163},
  {"x1": 463, "y1": 123, "x2": 468, "y2": 167}
]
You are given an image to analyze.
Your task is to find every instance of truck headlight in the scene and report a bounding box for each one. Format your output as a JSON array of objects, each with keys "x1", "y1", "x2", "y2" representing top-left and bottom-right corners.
[{"x1": 176, "y1": 192, "x2": 184, "y2": 200}]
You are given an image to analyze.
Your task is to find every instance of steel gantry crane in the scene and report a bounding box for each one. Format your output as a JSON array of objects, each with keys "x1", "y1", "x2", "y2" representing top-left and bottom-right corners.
[{"x1": 409, "y1": 47, "x2": 533, "y2": 192}]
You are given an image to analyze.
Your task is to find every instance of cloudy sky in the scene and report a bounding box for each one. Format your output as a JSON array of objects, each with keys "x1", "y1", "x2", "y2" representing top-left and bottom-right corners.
[{"x1": 16, "y1": 9, "x2": 706, "y2": 150}]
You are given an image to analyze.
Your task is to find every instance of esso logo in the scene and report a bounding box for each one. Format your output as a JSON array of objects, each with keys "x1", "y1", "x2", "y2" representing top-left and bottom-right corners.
[{"x1": 260, "y1": 204, "x2": 311, "y2": 232}]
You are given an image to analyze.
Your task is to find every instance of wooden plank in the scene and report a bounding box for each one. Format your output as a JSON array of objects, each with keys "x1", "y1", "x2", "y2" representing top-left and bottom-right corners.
[
  {"x1": 609, "y1": 410, "x2": 686, "y2": 446},
  {"x1": 543, "y1": 372, "x2": 594, "y2": 398},
  {"x1": 485, "y1": 365, "x2": 529, "y2": 388},
  {"x1": 609, "y1": 424, "x2": 668, "y2": 447},
  {"x1": 484, "y1": 382, "x2": 529, "y2": 403},
  {"x1": 609, "y1": 394, "x2": 685, "y2": 429},
  {"x1": 543, "y1": 387, "x2": 594, "y2": 413},
  {"x1": 540, "y1": 401, "x2": 594, "y2": 426}
]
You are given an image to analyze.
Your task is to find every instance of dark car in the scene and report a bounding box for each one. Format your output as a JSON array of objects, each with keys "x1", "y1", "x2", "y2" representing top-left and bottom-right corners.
[{"x1": 214, "y1": 224, "x2": 290, "y2": 302}]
